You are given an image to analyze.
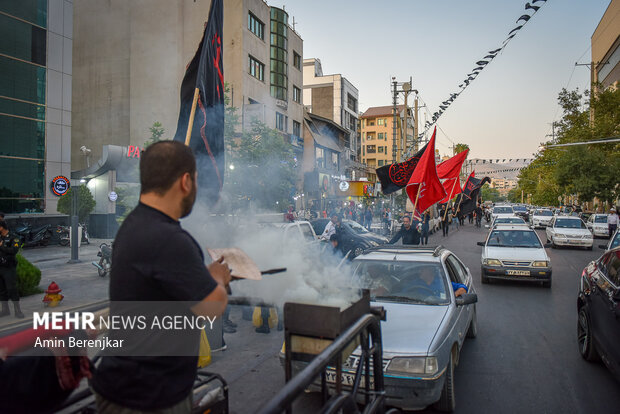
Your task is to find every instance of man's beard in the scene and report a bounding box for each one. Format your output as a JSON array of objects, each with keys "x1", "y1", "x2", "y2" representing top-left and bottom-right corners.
[{"x1": 180, "y1": 180, "x2": 197, "y2": 218}]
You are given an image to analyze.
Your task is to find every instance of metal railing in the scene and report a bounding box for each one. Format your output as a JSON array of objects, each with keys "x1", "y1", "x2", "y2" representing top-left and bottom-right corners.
[{"x1": 257, "y1": 310, "x2": 388, "y2": 414}]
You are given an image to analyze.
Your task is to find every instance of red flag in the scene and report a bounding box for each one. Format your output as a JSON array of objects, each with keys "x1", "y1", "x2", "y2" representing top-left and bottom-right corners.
[
  {"x1": 439, "y1": 177, "x2": 463, "y2": 204},
  {"x1": 405, "y1": 128, "x2": 446, "y2": 214},
  {"x1": 437, "y1": 149, "x2": 468, "y2": 179}
]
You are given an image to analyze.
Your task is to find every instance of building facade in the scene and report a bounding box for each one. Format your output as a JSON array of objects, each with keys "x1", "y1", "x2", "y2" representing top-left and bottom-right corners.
[
  {"x1": 0, "y1": 0, "x2": 73, "y2": 215},
  {"x1": 72, "y1": 0, "x2": 303, "y2": 169},
  {"x1": 360, "y1": 105, "x2": 413, "y2": 169},
  {"x1": 592, "y1": 0, "x2": 620, "y2": 89},
  {"x1": 303, "y1": 58, "x2": 365, "y2": 180}
]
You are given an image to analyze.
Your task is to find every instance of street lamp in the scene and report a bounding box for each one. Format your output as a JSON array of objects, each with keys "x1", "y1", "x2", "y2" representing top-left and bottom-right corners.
[{"x1": 229, "y1": 164, "x2": 235, "y2": 170}]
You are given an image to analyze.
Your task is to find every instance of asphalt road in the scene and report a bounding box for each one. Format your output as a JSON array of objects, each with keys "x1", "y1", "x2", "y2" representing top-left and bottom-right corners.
[{"x1": 212, "y1": 222, "x2": 619, "y2": 413}]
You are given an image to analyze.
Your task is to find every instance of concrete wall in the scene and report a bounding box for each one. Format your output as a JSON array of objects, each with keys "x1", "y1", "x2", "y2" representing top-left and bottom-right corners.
[
  {"x1": 45, "y1": 0, "x2": 73, "y2": 214},
  {"x1": 592, "y1": 0, "x2": 620, "y2": 87},
  {"x1": 311, "y1": 86, "x2": 334, "y2": 120}
]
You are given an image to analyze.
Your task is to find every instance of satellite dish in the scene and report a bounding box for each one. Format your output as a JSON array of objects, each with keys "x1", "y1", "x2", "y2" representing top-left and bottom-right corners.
[{"x1": 403, "y1": 82, "x2": 411, "y2": 92}]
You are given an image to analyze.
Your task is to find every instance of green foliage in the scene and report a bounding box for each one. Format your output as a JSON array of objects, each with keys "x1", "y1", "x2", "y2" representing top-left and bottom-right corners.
[
  {"x1": 144, "y1": 121, "x2": 166, "y2": 147},
  {"x1": 453, "y1": 143, "x2": 470, "y2": 155},
  {"x1": 16, "y1": 253, "x2": 42, "y2": 296},
  {"x1": 114, "y1": 185, "x2": 140, "y2": 225},
  {"x1": 480, "y1": 183, "x2": 503, "y2": 203},
  {"x1": 57, "y1": 185, "x2": 96, "y2": 222},
  {"x1": 507, "y1": 188, "x2": 522, "y2": 204},
  {"x1": 516, "y1": 86, "x2": 620, "y2": 206}
]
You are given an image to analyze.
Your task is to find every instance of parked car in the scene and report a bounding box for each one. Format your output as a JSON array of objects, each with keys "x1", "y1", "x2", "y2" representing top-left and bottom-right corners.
[
  {"x1": 310, "y1": 219, "x2": 388, "y2": 258},
  {"x1": 347, "y1": 245, "x2": 478, "y2": 411},
  {"x1": 546, "y1": 216, "x2": 593, "y2": 250},
  {"x1": 598, "y1": 229, "x2": 619, "y2": 251},
  {"x1": 478, "y1": 225, "x2": 552, "y2": 287},
  {"x1": 530, "y1": 209, "x2": 554, "y2": 228},
  {"x1": 265, "y1": 220, "x2": 319, "y2": 248},
  {"x1": 585, "y1": 214, "x2": 609, "y2": 238},
  {"x1": 577, "y1": 246, "x2": 620, "y2": 381}
]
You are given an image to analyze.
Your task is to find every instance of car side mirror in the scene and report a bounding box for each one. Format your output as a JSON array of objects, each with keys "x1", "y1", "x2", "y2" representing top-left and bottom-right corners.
[
  {"x1": 599, "y1": 244, "x2": 608, "y2": 250},
  {"x1": 456, "y1": 293, "x2": 478, "y2": 306},
  {"x1": 544, "y1": 243, "x2": 552, "y2": 248},
  {"x1": 477, "y1": 241, "x2": 485, "y2": 246}
]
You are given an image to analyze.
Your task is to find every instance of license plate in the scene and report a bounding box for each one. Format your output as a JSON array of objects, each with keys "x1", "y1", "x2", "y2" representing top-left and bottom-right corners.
[
  {"x1": 325, "y1": 370, "x2": 373, "y2": 388},
  {"x1": 506, "y1": 270, "x2": 530, "y2": 276}
]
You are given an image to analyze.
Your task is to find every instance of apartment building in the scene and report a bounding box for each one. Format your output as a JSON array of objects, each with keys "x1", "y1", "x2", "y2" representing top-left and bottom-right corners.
[
  {"x1": 360, "y1": 105, "x2": 413, "y2": 168},
  {"x1": 592, "y1": 0, "x2": 620, "y2": 89}
]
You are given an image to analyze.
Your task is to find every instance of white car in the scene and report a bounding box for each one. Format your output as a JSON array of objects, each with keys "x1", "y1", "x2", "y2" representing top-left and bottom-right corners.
[
  {"x1": 488, "y1": 215, "x2": 527, "y2": 229},
  {"x1": 491, "y1": 205, "x2": 515, "y2": 221},
  {"x1": 530, "y1": 209, "x2": 554, "y2": 228},
  {"x1": 478, "y1": 225, "x2": 552, "y2": 287},
  {"x1": 585, "y1": 214, "x2": 609, "y2": 238},
  {"x1": 545, "y1": 216, "x2": 593, "y2": 250}
]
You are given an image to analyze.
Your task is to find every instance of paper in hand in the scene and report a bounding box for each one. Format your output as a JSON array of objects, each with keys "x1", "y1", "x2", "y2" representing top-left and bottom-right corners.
[{"x1": 207, "y1": 248, "x2": 262, "y2": 281}]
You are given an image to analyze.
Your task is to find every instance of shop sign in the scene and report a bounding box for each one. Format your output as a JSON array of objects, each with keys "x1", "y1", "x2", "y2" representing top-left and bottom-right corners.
[
  {"x1": 126, "y1": 145, "x2": 143, "y2": 158},
  {"x1": 50, "y1": 176, "x2": 70, "y2": 196}
]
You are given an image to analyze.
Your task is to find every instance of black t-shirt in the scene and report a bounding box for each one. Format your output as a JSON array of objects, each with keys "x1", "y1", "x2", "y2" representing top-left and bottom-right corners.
[{"x1": 91, "y1": 203, "x2": 218, "y2": 410}]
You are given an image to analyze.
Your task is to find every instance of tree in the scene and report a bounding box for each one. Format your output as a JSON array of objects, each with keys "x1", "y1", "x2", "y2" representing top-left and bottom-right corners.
[
  {"x1": 57, "y1": 185, "x2": 96, "y2": 222},
  {"x1": 480, "y1": 183, "x2": 502, "y2": 203},
  {"x1": 507, "y1": 188, "x2": 522, "y2": 204},
  {"x1": 144, "y1": 121, "x2": 166, "y2": 147},
  {"x1": 453, "y1": 143, "x2": 470, "y2": 155}
]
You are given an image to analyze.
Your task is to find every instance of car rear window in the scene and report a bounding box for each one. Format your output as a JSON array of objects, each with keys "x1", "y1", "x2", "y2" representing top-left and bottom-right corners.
[
  {"x1": 555, "y1": 218, "x2": 586, "y2": 229},
  {"x1": 595, "y1": 216, "x2": 607, "y2": 223},
  {"x1": 536, "y1": 210, "x2": 553, "y2": 216},
  {"x1": 353, "y1": 260, "x2": 449, "y2": 305},
  {"x1": 493, "y1": 207, "x2": 513, "y2": 214}
]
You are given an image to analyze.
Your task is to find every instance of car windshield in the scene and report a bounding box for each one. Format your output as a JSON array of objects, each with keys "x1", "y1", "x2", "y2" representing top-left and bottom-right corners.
[
  {"x1": 346, "y1": 220, "x2": 369, "y2": 234},
  {"x1": 535, "y1": 210, "x2": 553, "y2": 216},
  {"x1": 487, "y1": 230, "x2": 542, "y2": 248},
  {"x1": 555, "y1": 219, "x2": 586, "y2": 229},
  {"x1": 493, "y1": 206, "x2": 513, "y2": 214},
  {"x1": 495, "y1": 217, "x2": 525, "y2": 224},
  {"x1": 353, "y1": 260, "x2": 449, "y2": 305},
  {"x1": 513, "y1": 206, "x2": 527, "y2": 212},
  {"x1": 594, "y1": 216, "x2": 607, "y2": 223}
]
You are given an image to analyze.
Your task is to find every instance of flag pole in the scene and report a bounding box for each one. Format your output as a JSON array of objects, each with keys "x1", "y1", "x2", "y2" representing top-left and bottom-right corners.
[
  {"x1": 412, "y1": 184, "x2": 423, "y2": 218},
  {"x1": 184, "y1": 88, "x2": 200, "y2": 146},
  {"x1": 442, "y1": 178, "x2": 458, "y2": 221}
]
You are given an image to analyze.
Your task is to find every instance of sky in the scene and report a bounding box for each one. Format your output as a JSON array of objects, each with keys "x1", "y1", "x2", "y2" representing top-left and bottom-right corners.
[{"x1": 270, "y1": 0, "x2": 612, "y2": 159}]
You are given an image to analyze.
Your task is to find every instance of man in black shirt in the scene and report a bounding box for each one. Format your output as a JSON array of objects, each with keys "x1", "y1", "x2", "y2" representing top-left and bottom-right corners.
[
  {"x1": 92, "y1": 141, "x2": 231, "y2": 413},
  {"x1": 389, "y1": 216, "x2": 421, "y2": 245}
]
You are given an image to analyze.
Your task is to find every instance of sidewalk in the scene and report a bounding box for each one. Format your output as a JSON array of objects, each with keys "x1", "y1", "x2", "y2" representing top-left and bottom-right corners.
[{"x1": 0, "y1": 239, "x2": 112, "y2": 330}]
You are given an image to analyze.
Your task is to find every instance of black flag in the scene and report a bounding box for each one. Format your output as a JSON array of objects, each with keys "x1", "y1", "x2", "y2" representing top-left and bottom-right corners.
[
  {"x1": 376, "y1": 141, "x2": 431, "y2": 195},
  {"x1": 173, "y1": 0, "x2": 225, "y2": 205},
  {"x1": 456, "y1": 174, "x2": 490, "y2": 216}
]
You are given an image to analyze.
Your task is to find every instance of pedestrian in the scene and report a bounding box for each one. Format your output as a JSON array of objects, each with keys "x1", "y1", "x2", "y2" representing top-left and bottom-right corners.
[
  {"x1": 474, "y1": 203, "x2": 483, "y2": 228},
  {"x1": 421, "y1": 211, "x2": 430, "y2": 245},
  {"x1": 0, "y1": 220, "x2": 23, "y2": 318},
  {"x1": 365, "y1": 207, "x2": 373, "y2": 231},
  {"x1": 608, "y1": 208, "x2": 618, "y2": 238},
  {"x1": 91, "y1": 141, "x2": 231, "y2": 413},
  {"x1": 320, "y1": 214, "x2": 339, "y2": 240},
  {"x1": 441, "y1": 207, "x2": 452, "y2": 237},
  {"x1": 468, "y1": 212, "x2": 474, "y2": 224},
  {"x1": 452, "y1": 208, "x2": 459, "y2": 231},
  {"x1": 389, "y1": 216, "x2": 421, "y2": 245}
]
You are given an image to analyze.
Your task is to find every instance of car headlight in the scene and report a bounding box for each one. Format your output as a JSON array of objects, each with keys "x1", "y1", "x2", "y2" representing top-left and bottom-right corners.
[
  {"x1": 368, "y1": 240, "x2": 378, "y2": 247},
  {"x1": 387, "y1": 357, "x2": 438, "y2": 375},
  {"x1": 554, "y1": 233, "x2": 566, "y2": 238},
  {"x1": 484, "y1": 259, "x2": 502, "y2": 266},
  {"x1": 532, "y1": 260, "x2": 548, "y2": 267}
]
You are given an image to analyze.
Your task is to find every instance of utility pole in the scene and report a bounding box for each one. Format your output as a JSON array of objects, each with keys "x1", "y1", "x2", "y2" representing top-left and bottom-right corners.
[
  {"x1": 392, "y1": 78, "x2": 398, "y2": 164},
  {"x1": 413, "y1": 94, "x2": 419, "y2": 152}
]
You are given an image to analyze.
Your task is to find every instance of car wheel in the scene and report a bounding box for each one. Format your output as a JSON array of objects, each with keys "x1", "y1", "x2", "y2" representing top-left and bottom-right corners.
[
  {"x1": 466, "y1": 306, "x2": 477, "y2": 339},
  {"x1": 577, "y1": 307, "x2": 599, "y2": 362},
  {"x1": 352, "y1": 246, "x2": 364, "y2": 258},
  {"x1": 97, "y1": 258, "x2": 108, "y2": 277},
  {"x1": 542, "y1": 276, "x2": 552, "y2": 288},
  {"x1": 481, "y1": 270, "x2": 489, "y2": 284},
  {"x1": 551, "y1": 238, "x2": 557, "y2": 249},
  {"x1": 434, "y1": 348, "x2": 456, "y2": 412}
]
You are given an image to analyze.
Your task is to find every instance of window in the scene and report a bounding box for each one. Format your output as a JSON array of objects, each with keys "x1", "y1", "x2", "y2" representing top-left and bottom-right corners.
[
  {"x1": 293, "y1": 51, "x2": 301, "y2": 70},
  {"x1": 362, "y1": 146, "x2": 365, "y2": 156},
  {"x1": 316, "y1": 147, "x2": 325, "y2": 168},
  {"x1": 331, "y1": 152, "x2": 338, "y2": 167},
  {"x1": 369, "y1": 121, "x2": 375, "y2": 126},
  {"x1": 270, "y1": 7, "x2": 288, "y2": 100},
  {"x1": 378, "y1": 160, "x2": 384, "y2": 167},
  {"x1": 299, "y1": 223, "x2": 315, "y2": 241},
  {"x1": 0, "y1": 14, "x2": 46, "y2": 66},
  {"x1": 276, "y1": 112, "x2": 287, "y2": 131},
  {"x1": 0, "y1": 114, "x2": 45, "y2": 159},
  {"x1": 366, "y1": 134, "x2": 374, "y2": 141},
  {"x1": 293, "y1": 86, "x2": 301, "y2": 103},
  {"x1": 384, "y1": 146, "x2": 388, "y2": 153},
  {"x1": 446, "y1": 255, "x2": 468, "y2": 284},
  {"x1": 378, "y1": 146, "x2": 384, "y2": 153},
  {"x1": 378, "y1": 132, "x2": 383, "y2": 140},
  {"x1": 347, "y1": 93, "x2": 357, "y2": 112},
  {"x1": 248, "y1": 12, "x2": 264, "y2": 40},
  {"x1": 0, "y1": 55, "x2": 46, "y2": 104},
  {"x1": 248, "y1": 55, "x2": 264, "y2": 81},
  {"x1": 604, "y1": 253, "x2": 620, "y2": 286},
  {"x1": 293, "y1": 120, "x2": 301, "y2": 137},
  {"x1": 367, "y1": 145, "x2": 376, "y2": 153},
  {"x1": 0, "y1": 158, "x2": 45, "y2": 213},
  {"x1": 377, "y1": 119, "x2": 384, "y2": 126},
  {"x1": 0, "y1": 0, "x2": 48, "y2": 27}
]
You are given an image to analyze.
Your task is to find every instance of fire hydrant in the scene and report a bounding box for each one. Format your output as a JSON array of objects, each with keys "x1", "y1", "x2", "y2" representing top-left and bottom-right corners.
[{"x1": 42, "y1": 281, "x2": 64, "y2": 307}]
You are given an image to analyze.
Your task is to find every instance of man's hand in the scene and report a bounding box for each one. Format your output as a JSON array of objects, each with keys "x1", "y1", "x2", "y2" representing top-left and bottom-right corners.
[
  {"x1": 207, "y1": 256, "x2": 232, "y2": 288},
  {"x1": 454, "y1": 287, "x2": 467, "y2": 297}
]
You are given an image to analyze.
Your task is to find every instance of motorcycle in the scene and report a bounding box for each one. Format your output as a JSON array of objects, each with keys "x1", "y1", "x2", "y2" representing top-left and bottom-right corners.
[
  {"x1": 91, "y1": 243, "x2": 112, "y2": 277},
  {"x1": 14, "y1": 223, "x2": 52, "y2": 247},
  {"x1": 56, "y1": 225, "x2": 70, "y2": 246}
]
